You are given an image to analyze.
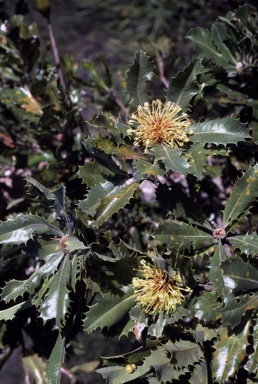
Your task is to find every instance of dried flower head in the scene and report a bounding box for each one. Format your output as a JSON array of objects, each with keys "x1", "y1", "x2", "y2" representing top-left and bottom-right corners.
[
  {"x1": 128, "y1": 100, "x2": 192, "y2": 151},
  {"x1": 132, "y1": 260, "x2": 191, "y2": 314}
]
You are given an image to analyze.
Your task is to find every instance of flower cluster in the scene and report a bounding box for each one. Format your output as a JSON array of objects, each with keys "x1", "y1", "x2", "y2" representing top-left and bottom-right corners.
[
  {"x1": 128, "y1": 99, "x2": 192, "y2": 151},
  {"x1": 132, "y1": 260, "x2": 191, "y2": 314}
]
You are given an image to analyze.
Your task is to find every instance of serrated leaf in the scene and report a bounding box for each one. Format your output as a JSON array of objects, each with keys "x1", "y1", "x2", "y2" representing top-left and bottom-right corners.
[
  {"x1": 133, "y1": 158, "x2": 164, "y2": 180},
  {"x1": 78, "y1": 161, "x2": 116, "y2": 187},
  {"x1": 190, "y1": 116, "x2": 249, "y2": 145},
  {"x1": 246, "y1": 320, "x2": 258, "y2": 376},
  {"x1": 220, "y1": 256, "x2": 258, "y2": 293},
  {"x1": 154, "y1": 220, "x2": 214, "y2": 251},
  {"x1": 152, "y1": 145, "x2": 189, "y2": 174},
  {"x1": 45, "y1": 333, "x2": 65, "y2": 384},
  {"x1": 96, "y1": 363, "x2": 150, "y2": 384},
  {"x1": 223, "y1": 165, "x2": 258, "y2": 230},
  {"x1": 186, "y1": 27, "x2": 230, "y2": 68},
  {"x1": 167, "y1": 58, "x2": 204, "y2": 110},
  {"x1": 115, "y1": 116, "x2": 130, "y2": 138},
  {"x1": 26, "y1": 175, "x2": 55, "y2": 200},
  {"x1": 209, "y1": 243, "x2": 229, "y2": 296},
  {"x1": 125, "y1": 51, "x2": 154, "y2": 107},
  {"x1": 91, "y1": 136, "x2": 140, "y2": 161},
  {"x1": 194, "y1": 292, "x2": 222, "y2": 323},
  {"x1": 148, "y1": 311, "x2": 167, "y2": 338},
  {"x1": 39, "y1": 253, "x2": 70, "y2": 328},
  {"x1": 87, "y1": 181, "x2": 139, "y2": 228},
  {"x1": 145, "y1": 340, "x2": 203, "y2": 382},
  {"x1": 84, "y1": 286, "x2": 135, "y2": 333},
  {"x1": 186, "y1": 143, "x2": 207, "y2": 177},
  {"x1": 211, "y1": 22, "x2": 238, "y2": 68},
  {"x1": 1, "y1": 251, "x2": 64, "y2": 303},
  {"x1": 0, "y1": 300, "x2": 32, "y2": 321},
  {"x1": 62, "y1": 235, "x2": 89, "y2": 252},
  {"x1": 221, "y1": 293, "x2": 258, "y2": 328},
  {"x1": 211, "y1": 322, "x2": 250, "y2": 383},
  {"x1": 0, "y1": 214, "x2": 63, "y2": 245},
  {"x1": 88, "y1": 113, "x2": 124, "y2": 145}
]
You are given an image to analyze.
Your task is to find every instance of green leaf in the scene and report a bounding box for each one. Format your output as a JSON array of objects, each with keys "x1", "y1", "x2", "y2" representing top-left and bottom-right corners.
[
  {"x1": 221, "y1": 293, "x2": 258, "y2": 329},
  {"x1": 209, "y1": 243, "x2": 229, "y2": 296},
  {"x1": 144, "y1": 340, "x2": 203, "y2": 382},
  {"x1": 211, "y1": 322, "x2": 250, "y2": 383},
  {"x1": 220, "y1": 256, "x2": 258, "y2": 293},
  {"x1": 96, "y1": 363, "x2": 150, "y2": 384},
  {"x1": 45, "y1": 333, "x2": 65, "y2": 384},
  {"x1": 39, "y1": 253, "x2": 70, "y2": 328},
  {"x1": 133, "y1": 158, "x2": 164, "y2": 181},
  {"x1": 186, "y1": 27, "x2": 230, "y2": 68},
  {"x1": 167, "y1": 58, "x2": 204, "y2": 110},
  {"x1": 81, "y1": 181, "x2": 139, "y2": 228},
  {"x1": 125, "y1": 51, "x2": 154, "y2": 107},
  {"x1": 148, "y1": 311, "x2": 167, "y2": 338},
  {"x1": 152, "y1": 145, "x2": 189, "y2": 174},
  {"x1": 246, "y1": 319, "x2": 258, "y2": 376},
  {"x1": 186, "y1": 143, "x2": 207, "y2": 177},
  {"x1": 78, "y1": 161, "x2": 116, "y2": 187},
  {"x1": 88, "y1": 113, "x2": 124, "y2": 145},
  {"x1": 190, "y1": 116, "x2": 249, "y2": 146},
  {"x1": 0, "y1": 214, "x2": 63, "y2": 245},
  {"x1": 223, "y1": 165, "x2": 258, "y2": 230},
  {"x1": 90, "y1": 136, "x2": 140, "y2": 161},
  {"x1": 154, "y1": 220, "x2": 214, "y2": 251},
  {"x1": 84, "y1": 286, "x2": 135, "y2": 333},
  {"x1": 194, "y1": 292, "x2": 222, "y2": 323},
  {"x1": 1, "y1": 251, "x2": 64, "y2": 303},
  {"x1": 62, "y1": 235, "x2": 89, "y2": 252},
  {"x1": 211, "y1": 22, "x2": 238, "y2": 68},
  {"x1": 0, "y1": 301, "x2": 32, "y2": 321}
]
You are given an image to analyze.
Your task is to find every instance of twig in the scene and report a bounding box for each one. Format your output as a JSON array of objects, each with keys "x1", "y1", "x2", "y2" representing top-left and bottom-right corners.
[
  {"x1": 156, "y1": 54, "x2": 169, "y2": 89},
  {"x1": 47, "y1": 19, "x2": 66, "y2": 89}
]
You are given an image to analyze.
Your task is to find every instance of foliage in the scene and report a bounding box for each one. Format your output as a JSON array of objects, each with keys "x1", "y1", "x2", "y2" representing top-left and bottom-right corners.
[{"x1": 1, "y1": 1, "x2": 258, "y2": 383}]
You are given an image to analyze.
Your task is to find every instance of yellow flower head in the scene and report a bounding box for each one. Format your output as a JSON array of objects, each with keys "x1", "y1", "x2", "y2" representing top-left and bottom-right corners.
[
  {"x1": 132, "y1": 260, "x2": 191, "y2": 314},
  {"x1": 128, "y1": 100, "x2": 192, "y2": 151}
]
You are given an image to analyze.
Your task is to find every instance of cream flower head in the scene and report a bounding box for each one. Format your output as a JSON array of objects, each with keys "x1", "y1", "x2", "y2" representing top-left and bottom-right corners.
[
  {"x1": 128, "y1": 100, "x2": 192, "y2": 152},
  {"x1": 132, "y1": 260, "x2": 191, "y2": 314}
]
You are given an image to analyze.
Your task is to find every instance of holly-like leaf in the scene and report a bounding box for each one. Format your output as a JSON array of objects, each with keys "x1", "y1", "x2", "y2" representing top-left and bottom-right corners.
[
  {"x1": 211, "y1": 22, "x2": 238, "y2": 68},
  {"x1": 186, "y1": 27, "x2": 231, "y2": 68},
  {"x1": 96, "y1": 363, "x2": 150, "y2": 384},
  {"x1": 152, "y1": 145, "x2": 189, "y2": 174},
  {"x1": 0, "y1": 301, "x2": 32, "y2": 322},
  {"x1": 246, "y1": 319, "x2": 258, "y2": 376},
  {"x1": 78, "y1": 161, "x2": 116, "y2": 187},
  {"x1": 0, "y1": 214, "x2": 63, "y2": 245},
  {"x1": 2, "y1": 86, "x2": 42, "y2": 121},
  {"x1": 190, "y1": 116, "x2": 249, "y2": 145},
  {"x1": 209, "y1": 243, "x2": 229, "y2": 296},
  {"x1": 186, "y1": 143, "x2": 207, "y2": 177},
  {"x1": 221, "y1": 293, "x2": 258, "y2": 329},
  {"x1": 45, "y1": 333, "x2": 65, "y2": 384},
  {"x1": 133, "y1": 158, "x2": 164, "y2": 181},
  {"x1": 125, "y1": 51, "x2": 154, "y2": 107},
  {"x1": 223, "y1": 165, "x2": 258, "y2": 231},
  {"x1": 167, "y1": 58, "x2": 204, "y2": 110},
  {"x1": 211, "y1": 322, "x2": 251, "y2": 383},
  {"x1": 220, "y1": 256, "x2": 258, "y2": 293},
  {"x1": 81, "y1": 181, "x2": 139, "y2": 228},
  {"x1": 39, "y1": 253, "x2": 70, "y2": 328},
  {"x1": 90, "y1": 136, "x2": 140, "y2": 161},
  {"x1": 88, "y1": 113, "x2": 124, "y2": 145},
  {"x1": 1, "y1": 251, "x2": 64, "y2": 303},
  {"x1": 154, "y1": 220, "x2": 214, "y2": 251},
  {"x1": 145, "y1": 340, "x2": 203, "y2": 382},
  {"x1": 194, "y1": 292, "x2": 222, "y2": 323},
  {"x1": 84, "y1": 287, "x2": 135, "y2": 333}
]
